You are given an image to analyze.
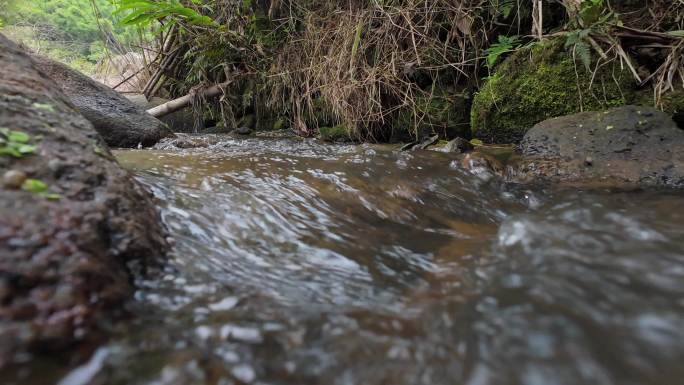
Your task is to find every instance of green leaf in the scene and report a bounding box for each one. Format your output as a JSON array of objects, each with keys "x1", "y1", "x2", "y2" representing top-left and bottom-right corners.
[
  {"x1": 20, "y1": 178, "x2": 60, "y2": 199},
  {"x1": 575, "y1": 40, "x2": 592, "y2": 71},
  {"x1": 565, "y1": 29, "x2": 593, "y2": 71},
  {"x1": 22, "y1": 179, "x2": 49, "y2": 193},
  {"x1": 43, "y1": 193, "x2": 62, "y2": 200},
  {"x1": 0, "y1": 147, "x2": 22, "y2": 157},
  {"x1": 8, "y1": 131, "x2": 30, "y2": 143},
  {"x1": 579, "y1": 0, "x2": 605, "y2": 26},
  {"x1": 485, "y1": 35, "x2": 520, "y2": 68},
  {"x1": 470, "y1": 139, "x2": 484, "y2": 146},
  {"x1": 501, "y1": 0, "x2": 515, "y2": 19},
  {"x1": 667, "y1": 30, "x2": 684, "y2": 38},
  {"x1": 32, "y1": 103, "x2": 55, "y2": 112},
  {"x1": 17, "y1": 144, "x2": 37, "y2": 154}
]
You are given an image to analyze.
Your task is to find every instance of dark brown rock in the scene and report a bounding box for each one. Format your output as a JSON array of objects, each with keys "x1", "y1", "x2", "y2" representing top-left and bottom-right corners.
[
  {"x1": 511, "y1": 106, "x2": 684, "y2": 187},
  {"x1": 0, "y1": 34, "x2": 168, "y2": 366},
  {"x1": 32, "y1": 56, "x2": 173, "y2": 148}
]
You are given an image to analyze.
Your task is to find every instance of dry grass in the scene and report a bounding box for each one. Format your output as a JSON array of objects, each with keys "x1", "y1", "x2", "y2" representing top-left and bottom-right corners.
[
  {"x1": 605, "y1": 1, "x2": 684, "y2": 107},
  {"x1": 260, "y1": 0, "x2": 491, "y2": 139}
]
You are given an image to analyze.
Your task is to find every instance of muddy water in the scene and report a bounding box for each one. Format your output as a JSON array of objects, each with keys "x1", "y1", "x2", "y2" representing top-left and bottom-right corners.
[{"x1": 23, "y1": 137, "x2": 684, "y2": 384}]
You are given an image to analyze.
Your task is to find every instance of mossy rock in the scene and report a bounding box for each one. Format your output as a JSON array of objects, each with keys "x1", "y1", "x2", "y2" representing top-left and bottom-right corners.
[
  {"x1": 471, "y1": 39, "x2": 684, "y2": 143},
  {"x1": 319, "y1": 124, "x2": 353, "y2": 143}
]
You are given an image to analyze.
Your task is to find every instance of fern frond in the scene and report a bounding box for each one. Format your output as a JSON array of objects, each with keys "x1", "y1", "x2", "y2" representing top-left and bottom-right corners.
[
  {"x1": 485, "y1": 35, "x2": 520, "y2": 68},
  {"x1": 574, "y1": 40, "x2": 592, "y2": 71}
]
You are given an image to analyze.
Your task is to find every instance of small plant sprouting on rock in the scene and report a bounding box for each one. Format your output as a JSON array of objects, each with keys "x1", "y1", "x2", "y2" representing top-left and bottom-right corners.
[
  {"x1": 21, "y1": 178, "x2": 61, "y2": 200},
  {"x1": 485, "y1": 35, "x2": 520, "y2": 69},
  {"x1": 32, "y1": 103, "x2": 55, "y2": 112},
  {"x1": 0, "y1": 128, "x2": 37, "y2": 158}
]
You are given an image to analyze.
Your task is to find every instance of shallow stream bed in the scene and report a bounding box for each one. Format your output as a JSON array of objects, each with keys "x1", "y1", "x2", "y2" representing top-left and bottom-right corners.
[{"x1": 11, "y1": 136, "x2": 684, "y2": 385}]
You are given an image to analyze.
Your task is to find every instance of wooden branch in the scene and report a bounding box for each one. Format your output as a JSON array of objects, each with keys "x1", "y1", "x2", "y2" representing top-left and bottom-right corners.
[
  {"x1": 112, "y1": 66, "x2": 146, "y2": 90},
  {"x1": 612, "y1": 25, "x2": 681, "y2": 44},
  {"x1": 146, "y1": 82, "x2": 231, "y2": 118}
]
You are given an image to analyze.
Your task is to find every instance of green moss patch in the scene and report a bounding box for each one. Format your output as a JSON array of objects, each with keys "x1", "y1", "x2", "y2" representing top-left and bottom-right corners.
[
  {"x1": 319, "y1": 124, "x2": 353, "y2": 143},
  {"x1": 471, "y1": 39, "x2": 681, "y2": 143}
]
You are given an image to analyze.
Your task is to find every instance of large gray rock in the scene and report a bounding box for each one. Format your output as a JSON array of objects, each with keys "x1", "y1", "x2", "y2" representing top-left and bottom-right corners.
[
  {"x1": 32, "y1": 56, "x2": 172, "y2": 148},
  {"x1": 511, "y1": 106, "x2": 684, "y2": 187},
  {"x1": 0, "y1": 34, "x2": 168, "y2": 366}
]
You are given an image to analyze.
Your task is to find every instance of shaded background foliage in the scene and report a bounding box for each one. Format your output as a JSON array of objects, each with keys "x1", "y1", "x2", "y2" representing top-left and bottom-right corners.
[{"x1": 1, "y1": 0, "x2": 139, "y2": 73}]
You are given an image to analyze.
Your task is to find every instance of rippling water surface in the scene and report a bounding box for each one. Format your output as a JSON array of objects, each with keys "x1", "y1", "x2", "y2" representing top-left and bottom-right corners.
[{"x1": 31, "y1": 137, "x2": 684, "y2": 384}]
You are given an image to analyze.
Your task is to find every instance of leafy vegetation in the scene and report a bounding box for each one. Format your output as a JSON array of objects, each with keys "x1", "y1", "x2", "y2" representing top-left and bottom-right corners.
[
  {"x1": 0, "y1": 128, "x2": 37, "y2": 158},
  {"x1": 113, "y1": 0, "x2": 218, "y2": 28},
  {"x1": 21, "y1": 179, "x2": 61, "y2": 200},
  {"x1": 486, "y1": 35, "x2": 521, "y2": 69},
  {"x1": 1, "y1": 0, "x2": 139, "y2": 73},
  {"x1": 564, "y1": 29, "x2": 593, "y2": 70},
  {"x1": 0, "y1": 128, "x2": 58, "y2": 199}
]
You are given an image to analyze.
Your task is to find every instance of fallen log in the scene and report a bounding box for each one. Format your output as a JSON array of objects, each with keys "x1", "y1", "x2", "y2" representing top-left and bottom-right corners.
[{"x1": 146, "y1": 81, "x2": 231, "y2": 118}]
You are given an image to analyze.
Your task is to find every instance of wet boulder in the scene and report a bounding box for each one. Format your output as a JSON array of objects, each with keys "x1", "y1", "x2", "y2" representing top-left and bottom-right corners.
[
  {"x1": 0, "y1": 34, "x2": 168, "y2": 366},
  {"x1": 511, "y1": 106, "x2": 684, "y2": 187},
  {"x1": 32, "y1": 55, "x2": 173, "y2": 148}
]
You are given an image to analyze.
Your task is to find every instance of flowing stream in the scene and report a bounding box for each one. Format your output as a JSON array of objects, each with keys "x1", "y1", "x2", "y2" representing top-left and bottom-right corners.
[{"x1": 16, "y1": 136, "x2": 684, "y2": 385}]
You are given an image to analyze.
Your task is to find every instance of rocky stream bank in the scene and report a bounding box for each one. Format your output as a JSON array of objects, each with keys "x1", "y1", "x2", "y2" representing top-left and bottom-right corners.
[
  {"x1": 1, "y1": 27, "x2": 684, "y2": 373},
  {"x1": 0, "y1": 34, "x2": 168, "y2": 367}
]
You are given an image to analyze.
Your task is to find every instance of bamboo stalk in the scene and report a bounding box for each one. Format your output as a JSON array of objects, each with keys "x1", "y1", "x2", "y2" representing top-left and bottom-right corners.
[
  {"x1": 142, "y1": 47, "x2": 180, "y2": 99},
  {"x1": 533, "y1": 0, "x2": 543, "y2": 41},
  {"x1": 142, "y1": 27, "x2": 180, "y2": 100},
  {"x1": 112, "y1": 65, "x2": 146, "y2": 90},
  {"x1": 147, "y1": 82, "x2": 232, "y2": 118}
]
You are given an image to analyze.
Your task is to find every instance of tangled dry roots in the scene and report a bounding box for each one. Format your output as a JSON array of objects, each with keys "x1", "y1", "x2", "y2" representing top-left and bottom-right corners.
[{"x1": 264, "y1": 0, "x2": 489, "y2": 139}]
